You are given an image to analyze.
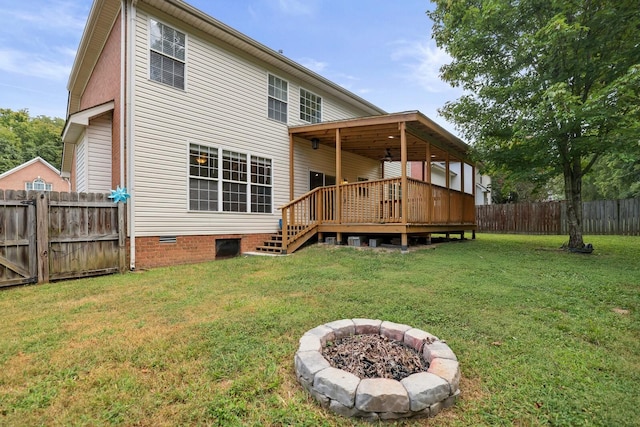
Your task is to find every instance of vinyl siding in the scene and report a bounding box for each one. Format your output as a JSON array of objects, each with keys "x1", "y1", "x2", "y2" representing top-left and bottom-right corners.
[
  {"x1": 131, "y1": 7, "x2": 379, "y2": 237},
  {"x1": 87, "y1": 115, "x2": 113, "y2": 192},
  {"x1": 76, "y1": 133, "x2": 87, "y2": 192}
]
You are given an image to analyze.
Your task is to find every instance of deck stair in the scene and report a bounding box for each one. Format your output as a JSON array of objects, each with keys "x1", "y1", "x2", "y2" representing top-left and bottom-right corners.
[
  {"x1": 255, "y1": 231, "x2": 284, "y2": 254},
  {"x1": 255, "y1": 224, "x2": 314, "y2": 255}
]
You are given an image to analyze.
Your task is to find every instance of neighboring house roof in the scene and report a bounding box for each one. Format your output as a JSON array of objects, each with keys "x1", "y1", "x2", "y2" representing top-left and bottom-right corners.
[
  {"x1": 0, "y1": 157, "x2": 61, "y2": 180},
  {"x1": 67, "y1": 0, "x2": 386, "y2": 118}
]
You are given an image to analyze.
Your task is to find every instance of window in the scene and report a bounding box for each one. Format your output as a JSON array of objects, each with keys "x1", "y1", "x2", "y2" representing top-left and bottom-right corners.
[
  {"x1": 251, "y1": 156, "x2": 272, "y2": 213},
  {"x1": 189, "y1": 145, "x2": 272, "y2": 213},
  {"x1": 26, "y1": 178, "x2": 52, "y2": 191},
  {"x1": 189, "y1": 144, "x2": 218, "y2": 211},
  {"x1": 222, "y1": 150, "x2": 247, "y2": 212},
  {"x1": 300, "y1": 88, "x2": 322, "y2": 123},
  {"x1": 268, "y1": 74, "x2": 288, "y2": 123},
  {"x1": 149, "y1": 19, "x2": 185, "y2": 89}
]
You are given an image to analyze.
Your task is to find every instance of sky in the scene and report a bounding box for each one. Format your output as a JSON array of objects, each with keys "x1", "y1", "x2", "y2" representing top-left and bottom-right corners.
[{"x1": 0, "y1": 0, "x2": 463, "y2": 134}]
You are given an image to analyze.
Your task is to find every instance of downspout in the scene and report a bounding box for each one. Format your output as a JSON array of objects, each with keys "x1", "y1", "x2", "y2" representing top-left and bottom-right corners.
[
  {"x1": 120, "y1": 1, "x2": 125, "y2": 187},
  {"x1": 126, "y1": 0, "x2": 137, "y2": 270}
]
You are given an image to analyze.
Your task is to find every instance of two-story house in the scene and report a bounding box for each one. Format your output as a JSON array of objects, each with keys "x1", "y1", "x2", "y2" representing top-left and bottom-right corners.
[{"x1": 61, "y1": 0, "x2": 477, "y2": 269}]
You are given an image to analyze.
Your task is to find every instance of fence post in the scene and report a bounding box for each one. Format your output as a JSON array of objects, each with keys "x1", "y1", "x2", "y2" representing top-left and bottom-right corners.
[{"x1": 36, "y1": 192, "x2": 49, "y2": 284}]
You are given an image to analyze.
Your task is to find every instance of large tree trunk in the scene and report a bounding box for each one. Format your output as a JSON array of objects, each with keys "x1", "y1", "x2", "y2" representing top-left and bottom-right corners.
[{"x1": 564, "y1": 158, "x2": 585, "y2": 249}]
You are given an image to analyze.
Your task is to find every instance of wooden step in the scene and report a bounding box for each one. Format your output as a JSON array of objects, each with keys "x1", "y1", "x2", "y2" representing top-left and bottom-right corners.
[{"x1": 255, "y1": 245, "x2": 283, "y2": 254}]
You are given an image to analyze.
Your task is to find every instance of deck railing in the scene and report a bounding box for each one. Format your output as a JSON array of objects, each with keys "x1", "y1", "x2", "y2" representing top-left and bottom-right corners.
[{"x1": 280, "y1": 177, "x2": 475, "y2": 252}]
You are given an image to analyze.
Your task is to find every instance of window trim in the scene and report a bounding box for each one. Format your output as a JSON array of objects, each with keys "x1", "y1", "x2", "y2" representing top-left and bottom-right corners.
[
  {"x1": 187, "y1": 143, "x2": 273, "y2": 214},
  {"x1": 26, "y1": 178, "x2": 52, "y2": 192},
  {"x1": 299, "y1": 87, "x2": 322, "y2": 123},
  {"x1": 148, "y1": 17, "x2": 187, "y2": 90},
  {"x1": 267, "y1": 73, "x2": 289, "y2": 124}
]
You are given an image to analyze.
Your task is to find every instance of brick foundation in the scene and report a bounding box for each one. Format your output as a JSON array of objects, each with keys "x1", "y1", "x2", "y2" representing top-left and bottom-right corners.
[{"x1": 134, "y1": 233, "x2": 272, "y2": 270}]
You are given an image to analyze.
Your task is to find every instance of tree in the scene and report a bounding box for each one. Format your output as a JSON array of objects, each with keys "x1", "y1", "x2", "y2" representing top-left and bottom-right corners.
[
  {"x1": 428, "y1": 0, "x2": 640, "y2": 249},
  {"x1": 0, "y1": 109, "x2": 64, "y2": 174}
]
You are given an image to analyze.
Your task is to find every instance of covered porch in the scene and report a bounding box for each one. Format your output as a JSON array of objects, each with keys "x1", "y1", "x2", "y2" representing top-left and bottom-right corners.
[{"x1": 280, "y1": 111, "x2": 476, "y2": 253}]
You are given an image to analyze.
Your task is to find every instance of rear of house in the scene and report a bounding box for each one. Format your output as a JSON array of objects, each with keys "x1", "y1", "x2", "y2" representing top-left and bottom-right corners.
[{"x1": 62, "y1": 0, "x2": 392, "y2": 269}]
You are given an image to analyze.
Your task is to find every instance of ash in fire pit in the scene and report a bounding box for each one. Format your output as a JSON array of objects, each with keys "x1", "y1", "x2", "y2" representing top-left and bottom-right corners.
[
  {"x1": 323, "y1": 334, "x2": 428, "y2": 381},
  {"x1": 295, "y1": 319, "x2": 460, "y2": 421}
]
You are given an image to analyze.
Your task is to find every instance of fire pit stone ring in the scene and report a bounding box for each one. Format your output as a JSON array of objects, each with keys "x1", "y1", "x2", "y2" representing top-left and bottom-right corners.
[{"x1": 295, "y1": 319, "x2": 460, "y2": 420}]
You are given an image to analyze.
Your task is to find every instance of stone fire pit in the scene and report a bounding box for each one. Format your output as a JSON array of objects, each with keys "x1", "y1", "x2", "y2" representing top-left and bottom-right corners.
[{"x1": 294, "y1": 319, "x2": 460, "y2": 421}]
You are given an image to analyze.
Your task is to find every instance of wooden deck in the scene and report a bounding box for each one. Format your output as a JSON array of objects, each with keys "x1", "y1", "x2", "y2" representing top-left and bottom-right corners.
[{"x1": 279, "y1": 177, "x2": 476, "y2": 253}]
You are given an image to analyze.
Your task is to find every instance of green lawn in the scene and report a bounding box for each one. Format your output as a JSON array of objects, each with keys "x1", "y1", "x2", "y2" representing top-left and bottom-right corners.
[{"x1": 1, "y1": 234, "x2": 638, "y2": 426}]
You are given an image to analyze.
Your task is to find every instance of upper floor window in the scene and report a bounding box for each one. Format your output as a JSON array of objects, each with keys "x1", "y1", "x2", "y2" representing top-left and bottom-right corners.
[
  {"x1": 149, "y1": 19, "x2": 185, "y2": 90},
  {"x1": 300, "y1": 88, "x2": 322, "y2": 123},
  {"x1": 268, "y1": 74, "x2": 288, "y2": 123},
  {"x1": 26, "y1": 178, "x2": 52, "y2": 192}
]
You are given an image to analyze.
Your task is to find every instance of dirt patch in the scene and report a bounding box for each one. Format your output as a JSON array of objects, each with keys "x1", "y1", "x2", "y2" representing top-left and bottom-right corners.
[
  {"x1": 322, "y1": 334, "x2": 428, "y2": 381},
  {"x1": 613, "y1": 307, "x2": 630, "y2": 315}
]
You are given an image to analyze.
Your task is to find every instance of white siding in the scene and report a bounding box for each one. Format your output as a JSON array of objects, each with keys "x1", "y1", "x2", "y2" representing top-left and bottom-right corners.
[
  {"x1": 131, "y1": 8, "x2": 377, "y2": 237},
  {"x1": 291, "y1": 139, "x2": 382, "y2": 197},
  {"x1": 76, "y1": 132, "x2": 87, "y2": 192},
  {"x1": 86, "y1": 115, "x2": 112, "y2": 192}
]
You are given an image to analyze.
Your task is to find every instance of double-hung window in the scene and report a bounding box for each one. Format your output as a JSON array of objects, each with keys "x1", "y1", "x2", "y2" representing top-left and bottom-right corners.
[
  {"x1": 189, "y1": 144, "x2": 272, "y2": 213},
  {"x1": 300, "y1": 88, "x2": 322, "y2": 123},
  {"x1": 268, "y1": 74, "x2": 288, "y2": 123},
  {"x1": 189, "y1": 144, "x2": 218, "y2": 211},
  {"x1": 251, "y1": 156, "x2": 272, "y2": 213},
  {"x1": 149, "y1": 19, "x2": 185, "y2": 89},
  {"x1": 222, "y1": 150, "x2": 248, "y2": 212}
]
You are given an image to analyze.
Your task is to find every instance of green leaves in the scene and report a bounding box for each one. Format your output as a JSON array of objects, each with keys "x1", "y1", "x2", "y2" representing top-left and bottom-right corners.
[
  {"x1": 429, "y1": 0, "x2": 639, "y2": 244},
  {"x1": 0, "y1": 108, "x2": 64, "y2": 173}
]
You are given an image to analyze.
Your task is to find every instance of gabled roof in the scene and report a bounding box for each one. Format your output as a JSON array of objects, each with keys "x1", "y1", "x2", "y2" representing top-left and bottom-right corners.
[
  {"x1": 0, "y1": 157, "x2": 61, "y2": 180},
  {"x1": 61, "y1": 101, "x2": 115, "y2": 174},
  {"x1": 67, "y1": 0, "x2": 385, "y2": 117}
]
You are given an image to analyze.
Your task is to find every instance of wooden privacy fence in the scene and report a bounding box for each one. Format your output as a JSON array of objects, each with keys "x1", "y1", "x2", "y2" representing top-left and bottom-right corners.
[
  {"x1": 476, "y1": 198, "x2": 640, "y2": 235},
  {"x1": 0, "y1": 190, "x2": 126, "y2": 288}
]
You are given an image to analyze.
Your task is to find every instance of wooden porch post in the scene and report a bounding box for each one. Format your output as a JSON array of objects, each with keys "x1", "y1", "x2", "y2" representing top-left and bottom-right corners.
[
  {"x1": 472, "y1": 163, "x2": 477, "y2": 239},
  {"x1": 289, "y1": 133, "x2": 295, "y2": 201},
  {"x1": 461, "y1": 160, "x2": 465, "y2": 231},
  {"x1": 335, "y1": 128, "x2": 343, "y2": 244},
  {"x1": 426, "y1": 142, "x2": 432, "y2": 223},
  {"x1": 400, "y1": 122, "x2": 408, "y2": 251},
  {"x1": 446, "y1": 152, "x2": 451, "y2": 224}
]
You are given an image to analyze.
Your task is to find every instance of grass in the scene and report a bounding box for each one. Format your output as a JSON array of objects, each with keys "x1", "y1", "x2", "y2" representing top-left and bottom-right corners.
[{"x1": 0, "y1": 234, "x2": 638, "y2": 426}]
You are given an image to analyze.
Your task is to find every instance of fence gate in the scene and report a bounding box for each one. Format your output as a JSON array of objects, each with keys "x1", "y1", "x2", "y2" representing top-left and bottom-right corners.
[
  {"x1": 1, "y1": 190, "x2": 126, "y2": 288},
  {"x1": 0, "y1": 195, "x2": 37, "y2": 287}
]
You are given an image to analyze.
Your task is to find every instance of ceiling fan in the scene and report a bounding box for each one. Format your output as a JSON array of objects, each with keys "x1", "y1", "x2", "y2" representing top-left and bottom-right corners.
[{"x1": 381, "y1": 148, "x2": 394, "y2": 162}]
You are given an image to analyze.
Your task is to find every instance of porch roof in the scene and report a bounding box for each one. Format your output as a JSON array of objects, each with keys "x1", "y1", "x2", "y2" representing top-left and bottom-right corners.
[{"x1": 289, "y1": 111, "x2": 471, "y2": 163}]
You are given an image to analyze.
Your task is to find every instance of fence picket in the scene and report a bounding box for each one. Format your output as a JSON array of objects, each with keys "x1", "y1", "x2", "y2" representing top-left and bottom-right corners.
[
  {"x1": 476, "y1": 198, "x2": 640, "y2": 236},
  {"x1": 0, "y1": 191, "x2": 125, "y2": 287}
]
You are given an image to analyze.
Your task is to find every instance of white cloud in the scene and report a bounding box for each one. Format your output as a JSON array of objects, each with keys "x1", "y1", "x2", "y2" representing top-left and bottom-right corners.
[
  {"x1": 276, "y1": 0, "x2": 315, "y2": 15},
  {"x1": 389, "y1": 39, "x2": 454, "y2": 94},
  {"x1": 298, "y1": 57, "x2": 328, "y2": 73},
  {"x1": 0, "y1": 49, "x2": 71, "y2": 81},
  {"x1": 0, "y1": 1, "x2": 87, "y2": 33}
]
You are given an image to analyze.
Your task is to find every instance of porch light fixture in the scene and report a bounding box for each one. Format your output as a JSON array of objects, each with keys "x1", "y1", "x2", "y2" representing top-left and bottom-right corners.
[
  {"x1": 383, "y1": 148, "x2": 393, "y2": 162},
  {"x1": 311, "y1": 138, "x2": 320, "y2": 150}
]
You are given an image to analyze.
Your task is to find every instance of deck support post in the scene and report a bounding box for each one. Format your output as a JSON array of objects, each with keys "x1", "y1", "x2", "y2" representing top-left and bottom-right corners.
[
  {"x1": 400, "y1": 122, "x2": 408, "y2": 225},
  {"x1": 318, "y1": 232, "x2": 324, "y2": 242},
  {"x1": 401, "y1": 233, "x2": 408, "y2": 252},
  {"x1": 289, "y1": 133, "x2": 295, "y2": 201},
  {"x1": 425, "y1": 233, "x2": 432, "y2": 245},
  {"x1": 426, "y1": 143, "x2": 432, "y2": 222}
]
